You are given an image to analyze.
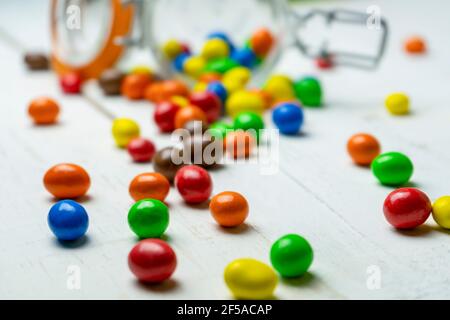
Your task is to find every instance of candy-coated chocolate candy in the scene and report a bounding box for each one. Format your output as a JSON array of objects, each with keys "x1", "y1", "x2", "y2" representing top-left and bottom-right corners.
[
  {"x1": 173, "y1": 52, "x2": 191, "y2": 72},
  {"x1": 272, "y1": 103, "x2": 304, "y2": 135},
  {"x1": 432, "y1": 196, "x2": 450, "y2": 229},
  {"x1": 28, "y1": 97, "x2": 60, "y2": 125},
  {"x1": 222, "y1": 67, "x2": 251, "y2": 93},
  {"x1": 174, "y1": 105, "x2": 208, "y2": 129},
  {"x1": 207, "y1": 81, "x2": 228, "y2": 103},
  {"x1": 199, "y1": 72, "x2": 222, "y2": 83},
  {"x1": 129, "y1": 173, "x2": 170, "y2": 202},
  {"x1": 404, "y1": 36, "x2": 426, "y2": 54},
  {"x1": 315, "y1": 55, "x2": 334, "y2": 69},
  {"x1": 294, "y1": 77, "x2": 322, "y2": 107},
  {"x1": 121, "y1": 74, "x2": 152, "y2": 100},
  {"x1": 270, "y1": 234, "x2": 313, "y2": 278},
  {"x1": 249, "y1": 88, "x2": 273, "y2": 109},
  {"x1": 372, "y1": 152, "x2": 413, "y2": 186},
  {"x1": 207, "y1": 31, "x2": 235, "y2": 52},
  {"x1": 112, "y1": 118, "x2": 140, "y2": 148},
  {"x1": 224, "y1": 258, "x2": 277, "y2": 300},
  {"x1": 163, "y1": 80, "x2": 190, "y2": 98},
  {"x1": 385, "y1": 93, "x2": 410, "y2": 115},
  {"x1": 201, "y1": 38, "x2": 230, "y2": 61},
  {"x1": 60, "y1": 72, "x2": 82, "y2": 94},
  {"x1": 130, "y1": 65, "x2": 153, "y2": 76},
  {"x1": 383, "y1": 188, "x2": 432, "y2": 229},
  {"x1": 162, "y1": 39, "x2": 183, "y2": 60},
  {"x1": 175, "y1": 165, "x2": 212, "y2": 204},
  {"x1": 48, "y1": 200, "x2": 89, "y2": 241},
  {"x1": 250, "y1": 28, "x2": 274, "y2": 57},
  {"x1": 171, "y1": 95, "x2": 190, "y2": 108},
  {"x1": 233, "y1": 112, "x2": 264, "y2": 142},
  {"x1": 44, "y1": 163, "x2": 91, "y2": 199},
  {"x1": 347, "y1": 133, "x2": 381, "y2": 166},
  {"x1": 181, "y1": 134, "x2": 222, "y2": 168},
  {"x1": 231, "y1": 47, "x2": 257, "y2": 68},
  {"x1": 204, "y1": 58, "x2": 239, "y2": 74},
  {"x1": 264, "y1": 75, "x2": 295, "y2": 103},
  {"x1": 226, "y1": 90, "x2": 265, "y2": 118},
  {"x1": 210, "y1": 191, "x2": 249, "y2": 227},
  {"x1": 189, "y1": 91, "x2": 221, "y2": 123},
  {"x1": 153, "y1": 147, "x2": 184, "y2": 183},
  {"x1": 24, "y1": 52, "x2": 49, "y2": 70},
  {"x1": 128, "y1": 239, "x2": 176, "y2": 283},
  {"x1": 154, "y1": 101, "x2": 181, "y2": 133},
  {"x1": 224, "y1": 131, "x2": 255, "y2": 159},
  {"x1": 99, "y1": 69, "x2": 125, "y2": 95},
  {"x1": 128, "y1": 199, "x2": 169, "y2": 239},
  {"x1": 209, "y1": 121, "x2": 233, "y2": 140},
  {"x1": 184, "y1": 56, "x2": 207, "y2": 78},
  {"x1": 193, "y1": 82, "x2": 208, "y2": 93},
  {"x1": 127, "y1": 138, "x2": 156, "y2": 163}
]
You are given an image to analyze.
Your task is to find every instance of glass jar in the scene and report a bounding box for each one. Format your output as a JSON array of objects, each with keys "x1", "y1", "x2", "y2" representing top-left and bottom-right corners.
[{"x1": 51, "y1": 0, "x2": 388, "y2": 83}]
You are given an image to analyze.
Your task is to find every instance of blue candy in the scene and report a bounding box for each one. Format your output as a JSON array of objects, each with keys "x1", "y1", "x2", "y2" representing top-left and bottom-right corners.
[
  {"x1": 272, "y1": 103, "x2": 304, "y2": 135},
  {"x1": 231, "y1": 47, "x2": 257, "y2": 68},
  {"x1": 173, "y1": 52, "x2": 191, "y2": 72},
  {"x1": 207, "y1": 81, "x2": 228, "y2": 103},
  {"x1": 207, "y1": 31, "x2": 235, "y2": 52},
  {"x1": 48, "y1": 200, "x2": 89, "y2": 241}
]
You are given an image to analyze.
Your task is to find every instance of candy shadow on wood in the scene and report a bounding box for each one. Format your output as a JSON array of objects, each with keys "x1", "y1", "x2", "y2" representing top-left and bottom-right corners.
[
  {"x1": 135, "y1": 279, "x2": 180, "y2": 294},
  {"x1": 54, "y1": 235, "x2": 90, "y2": 249},
  {"x1": 215, "y1": 223, "x2": 252, "y2": 235},
  {"x1": 185, "y1": 199, "x2": 211, "y2": 210},
  {"x1": 392, "y1": 225, "x2": 433, "y2": 237},
  {"x1": 48, "y1": 195, "x2": 93, "y2": 204},
  {"x1": 281, "y1": 271, "x2": 317, "y2": 288}
]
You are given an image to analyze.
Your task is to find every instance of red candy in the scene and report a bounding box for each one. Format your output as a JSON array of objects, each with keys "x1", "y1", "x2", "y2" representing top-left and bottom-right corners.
[
  {"x1": 383, "y1": 188, "x2": 432, "y2": 229},
  {"x1": 60, "y1": 72, "x2": 82, "y2": 94},
  {"x1": 154, "y1": 101, "x2": 181, "y2": 133},
  {"x1": 175, "y1": 165, "x2": 213, "y2": 204},
  {"x1": 127, "y1": 138, "x2": 156, "y2": 163},
  {"x1": 189, "y1": 92, "x2": 221, "y2": 123},
  {"x1": 316, "y1": 55, "x2": 334, "y2": 69},
  {"x1": 128, "y1": 239, "x2": 177, "y2": 283}
]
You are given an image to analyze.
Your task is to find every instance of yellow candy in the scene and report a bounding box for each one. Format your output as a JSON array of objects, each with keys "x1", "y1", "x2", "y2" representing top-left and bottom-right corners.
[
  {"x1": 432, "y1": 196, "x2": 450, "y2": 229},
  {"x1": 171, "y1": 95, "x2": 190, "y2": 108},
  {"x1": 184, "y1": 56, "x2": 206, "y2": 79},
  {"x1": 224, "y1": 258, "x2": 278, "y2": 300},
  {"x1": 222, "y1": 67, "x2": 251, "y2": 93},
  {"x1": 162, "y1": 39, "x2": 182, "y2": 60},
  {"x1": 264, "y1": 74, "x2": 295, "y2": 102},
  {"x1": 112, "y1": 118, "x2": 140, "y2": 148},
  {"x1": 385, "y1": 93, "x2": 410, "y2": 115},
  {"x1": 193, "y1": 82, "x2": 208, "y2": 93},
  {"x1": 130, "y1": 65, "x2": 153, "y2": 76},
  {"x1": 226, "y1": 90, "x2": 265, "y2": 117},
  {"x1": 201, "y1": 38, "x2": 230, "y2": 61}
]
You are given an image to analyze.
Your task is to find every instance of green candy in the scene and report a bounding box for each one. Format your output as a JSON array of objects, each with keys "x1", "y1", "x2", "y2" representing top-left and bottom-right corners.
[
  {"x1": 128, "y1": 199, "x2": 169, "y2": 239},
  {"x1": 209, "y1": 121, "x2": 233, "y2": 139},
  {"x1": 233, "y1": 112, "x2": 265, "y2": 142},
  {"x1": 371, "y1": 152, "x2": 414, "y2": 186},
  {"x1": 204, "y1": 58, "x2": 239, "y2": 74},
  {"x1": 270, "y1": 234, "x2": 313, "y2": 278},
  {"x1": 294, "y1": 77, "x2": 322, "y2": 107}
]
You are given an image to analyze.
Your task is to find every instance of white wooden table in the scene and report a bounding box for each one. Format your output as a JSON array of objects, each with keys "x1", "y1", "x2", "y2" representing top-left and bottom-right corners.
[{"x1": 0, "y1": 0, "x2": 449, "y2": 299}]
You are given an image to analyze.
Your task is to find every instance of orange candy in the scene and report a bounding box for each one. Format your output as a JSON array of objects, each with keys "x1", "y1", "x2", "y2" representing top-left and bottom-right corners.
[
  {"x1": 249, "y1": 89, "x2": 273, "y2": 109},
  {"x1": 174, "y1": 105, "x2": 208, "y2": 129},
  {"x1": 43, "y1": 163, "x2": 91, "y2": 199},
  {"x1": 224, "y1": 131, "x2": 255, "y2": 159},
  {"x1": 404, "y1": 36, "x2": 426, "y2": 54},
  {"x1": 28, "y1": 97, "x2": 60, "y2": 125},
  {"x1": 199, "y1": 72, "x2": 222, "y2": 83},
  {"x1": 251, "y1": 28, "x2": 274, "y2": 57},
  {"x1": 145, "y1": 80, "x2": 189, "y2": 103},
  {"x1": 347, "y1": 133, "x2": 381, "y2": 166},
  {"x1": 121, "y1": 74, "x2": 152, "y2": 100},
  {"x1": 210, "y1": 191, "x2": 249, "y2": 227},
  {"x1": 129, "y1": 172, "x2": 170, "y2": 202}
]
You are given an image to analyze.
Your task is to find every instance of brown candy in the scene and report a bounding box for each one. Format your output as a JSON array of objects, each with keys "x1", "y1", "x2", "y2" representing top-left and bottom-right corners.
[
  {"x1": 99, "y1": 69, "x2": 125, "y2": 95},
  {"x1": 24, "y1": 52, "x2": 49, "y2": 70},
  {"x1": 182, "y1": 134, "x2": 222, "y2": 168},
  {"x1": 153, "y1": 146, "x2": 184, "y2": 183}
]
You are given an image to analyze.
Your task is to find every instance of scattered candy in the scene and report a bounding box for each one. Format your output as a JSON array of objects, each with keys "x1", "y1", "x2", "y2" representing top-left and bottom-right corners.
[
  {"x1": 371, "y1": 152, "x2": 414, "y2": 186},
  {"x1": 174, "y1": 105, "x2": 208, "y2": 129},
  {"x1": 226, "y1": 90, "x2": 265, "y2": 117},
  {"x1": 127, "y1": 138, "x2": 156, "y2": 163},
  {"x1": 264, "y1": 75, "x2": 295, "y2": 104},
  {"x1": 385, "y1": 93, "x2": 410, "y2": 115},
  {"x1": 231, "y1": 47, "x2": 257, "y2": 68},
  {"x1": 204, "y1": 57, "x2": 239, "y2": 74},
  {"x1": 128, "y1": 199, "x2": 169, "y2": 239},
  {"x1": 184, "y1": 56, "x2": 207, "y2": 78},
  {"x1": 121, "y1": 74, "x2": 152, "y2": 100},
  {"x1": 224, "y1": 131, "x2": 255, "y2": 159},
  {"x1": 233, "y1": 111, "x2": 264, "y2": 141},
  {"x1": 173, "y1": 52, "x2": 191, "y2": 72},
  {"x1": 60, "y1": 72, "x2": 82, "y2": 94},
  {"x1": 129, "y1": 172, "x2": 170, "y2": 202},
  {"x1": 112, "y1": 118, "x2": 140, "y2": 148},
  {"x1": 28, "y1": 97, "x2": 60, "y2": 125},
  {"x1": 130, "y1": 65, "x2": 153, "y2": 76},
  {"x1": 315, "y1": 55, "x2": 334, "y2": 69},
  {"x1": 162, "y1": 39, "x2": 183, "y2": 60},
  {"x1": 432, "y1": 196, "x2": 450, "y2": 229},
  {"x1": 224, "y1": 258, "x2": 277, "y2": 299},
  {"x1": 209, "y1": 121, "x2": 233, "y2": 140},
  {"x1": 153, "y1": 147, "x2": 184, "y2": 183},
  {"x1": 270, "y1": 234, "x2": 313, "y2": 278},
  {"x1": 210, "y1": 191, "x2": 249, "y2": 227},
  {"x1": 201, "y1": 38, "x2": 230, "y2": 61},
  {"x1": 383, "y1": 188, "x2": 432, "y2": 229},
  {"x1": 222, "y1": 67, "x2": 251, "y2": 94},
  {"x1": 43, "y1": 163, "x2": 91, "y2": 199},
  {"x1": 404, "y1": 36, "x2": 426, "y2": 54},
  {"x1": 207, "y1": 31, "x2": 235, "y2": 52},
  {"x1": 24, "y1": 52, "x2": 49, "y2": 70},
  {"x1": 272, "y1": 103, "x2": 304, "y2": 135},
  {"x1": 250, "y1": 28, "x2": 274, "y2": 57},
  {"x1": 183, "y1": 120, "x2": 208, "y2": 136},
  {"x1": 294, "y1": 77, "x2": 322, "y2": 107},
  {"x1": 175, "y1": 165, "x2": 212, "y2": 204},
  {"x1": 206, "y1": 81, "x2": 228, "y2": 103},
  {"x1": 154, "y1": 101, "x2": 182, "y2": 133},
  {"x1": 48, "y1": 200, "x2": 89, "y2": 241},
  {"x1": 199, "y1": 72, "x2": 222, "y2": 83},
  {"x1": 347, "y1": 133, "x2": 381, "y2": 166},
  {"x1": 189, "y1": 91, "x2": 221, "y2": 123},
  {"x1": 128, "y1": 239, "x2": 176, "y2": 283},
  {"x1": 98, "y1": 69, "x2": 124, "y2": 95}
]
